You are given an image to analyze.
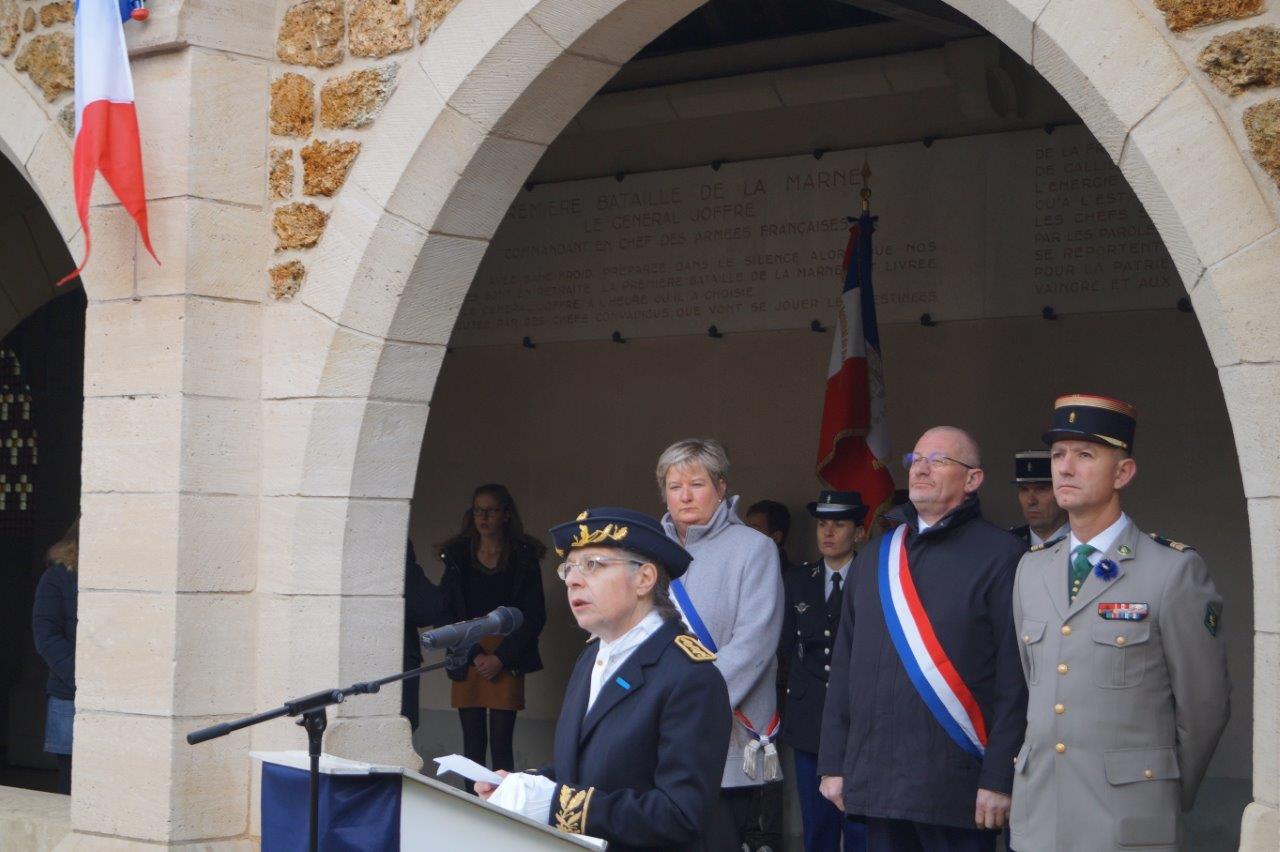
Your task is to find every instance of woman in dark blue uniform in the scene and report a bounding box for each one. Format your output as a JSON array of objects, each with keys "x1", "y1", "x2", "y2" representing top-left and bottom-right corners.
[{"x1": 477, "y1": 507, "x2": 731, "y2": 851}]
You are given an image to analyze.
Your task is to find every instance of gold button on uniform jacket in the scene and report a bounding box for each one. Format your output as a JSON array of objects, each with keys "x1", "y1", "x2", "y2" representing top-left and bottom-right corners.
[{"x1": 1009, "y1": 520, "x2": 1230, "y2": 851}]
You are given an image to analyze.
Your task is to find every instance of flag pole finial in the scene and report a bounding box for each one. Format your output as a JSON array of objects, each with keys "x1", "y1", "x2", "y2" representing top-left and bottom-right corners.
[{"x1": 860, "y1": 156, "x2": 872, "y2": 212}]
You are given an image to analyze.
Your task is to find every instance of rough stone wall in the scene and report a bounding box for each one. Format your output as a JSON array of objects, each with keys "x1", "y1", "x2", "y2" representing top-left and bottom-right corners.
[
  {"x1": 267, "y1": 0, "x2": 458, "y2": 299},
  {"x1": 1146, "y1": 4, "x2": 1280, "y2": 193},
  {"x1": 1, "y1": 0, "x2": 75, "y2": 133}
]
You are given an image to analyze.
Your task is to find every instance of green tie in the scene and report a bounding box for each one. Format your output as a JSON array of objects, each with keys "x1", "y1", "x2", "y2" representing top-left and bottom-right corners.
[{"x1": 1069, "y1": 544, "x2": 1097, "y2": 604}]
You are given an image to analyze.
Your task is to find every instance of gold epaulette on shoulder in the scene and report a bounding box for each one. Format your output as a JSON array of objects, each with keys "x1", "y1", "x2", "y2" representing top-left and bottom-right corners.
[
  {"x1": 675, "y1": 634, "x2": 716, "y2": 662},
  {"x1": 1029, "y1": 543, "x2": 1046, "y2": 553},
  {"x1": 1150, "y1": 533, "x2": 1193, "y2": 552}
]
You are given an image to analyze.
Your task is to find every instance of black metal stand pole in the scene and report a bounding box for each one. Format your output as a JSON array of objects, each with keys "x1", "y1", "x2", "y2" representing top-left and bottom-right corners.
[
  {"x1": 301, "y1": 708, "x2": 327, "y2": 852},
  {"x1": 187, "y1": 651, "x2": 469, "y2": 852}
]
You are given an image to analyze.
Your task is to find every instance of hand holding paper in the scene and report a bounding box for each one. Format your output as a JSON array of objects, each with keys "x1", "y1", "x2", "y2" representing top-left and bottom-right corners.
[{"x1": 433, "y1": 754, "x2": 504, "y2": 786}]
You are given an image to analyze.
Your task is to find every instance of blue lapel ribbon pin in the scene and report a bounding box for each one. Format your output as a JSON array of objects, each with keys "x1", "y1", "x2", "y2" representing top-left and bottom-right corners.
[
  {"x1": 1094, "y1": 558, "x2": 1120, "y2": 581},
  {"x1": 615, "y1": 677, "x2": 631, "y2": 690}
]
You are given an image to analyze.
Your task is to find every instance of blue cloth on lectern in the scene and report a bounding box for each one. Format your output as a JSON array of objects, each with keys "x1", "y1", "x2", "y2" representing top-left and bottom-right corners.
[{"x1": 261, "y1": 763, "x2": 401, "y2": 851}]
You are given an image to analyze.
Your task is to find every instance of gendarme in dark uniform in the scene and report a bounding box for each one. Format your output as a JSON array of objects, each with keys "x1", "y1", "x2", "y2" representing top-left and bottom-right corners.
[
  {"x1": 781, "y1": 491, "x2": 868, "y2": 852},
  {"x1": 1008, "y1": 451, "x2": 1069, "y2": 550},
  {"x1": 1010, "y1": 396, "x2": 1231, "y2": 851}
]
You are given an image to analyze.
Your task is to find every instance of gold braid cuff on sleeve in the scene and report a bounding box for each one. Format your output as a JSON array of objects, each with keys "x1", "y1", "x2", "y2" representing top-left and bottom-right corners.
[{"x1": 553, "y1": 784, "x2": 595, "y2": 835}]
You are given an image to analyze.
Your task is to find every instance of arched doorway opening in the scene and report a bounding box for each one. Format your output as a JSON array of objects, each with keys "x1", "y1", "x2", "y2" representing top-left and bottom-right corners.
[
  {"x1": 400, "y1": 4, "x2": 1254, "y2": 847},
  {"x1": 0, "y1": 149, "x2": 86, "y2": 795}
]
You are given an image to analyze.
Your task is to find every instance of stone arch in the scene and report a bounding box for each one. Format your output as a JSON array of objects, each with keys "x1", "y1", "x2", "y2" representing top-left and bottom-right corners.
[
  {"x1": 273, "y1": 0, "x2": 1280, "y2": 843},
  {"x1": 0, "y1": 64, "x2": 95, "y2": 311}
]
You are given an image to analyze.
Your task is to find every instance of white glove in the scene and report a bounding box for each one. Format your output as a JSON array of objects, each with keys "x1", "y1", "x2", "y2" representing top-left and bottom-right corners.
[{"x1": 486, "y1": 771, "x2": 557, "y2": 824}]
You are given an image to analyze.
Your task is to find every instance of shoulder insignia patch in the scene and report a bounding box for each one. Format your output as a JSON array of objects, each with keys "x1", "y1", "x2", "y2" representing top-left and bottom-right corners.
[
  {"x1": 675, "y1": 634, "x2": 716, "y2": 662},
  {"x1": 1205, "y1": 602, "x2": 1221, "y2": 636},
  {"x1": 1150, "y1": 533, "x2": 1194, "y2": 552}
]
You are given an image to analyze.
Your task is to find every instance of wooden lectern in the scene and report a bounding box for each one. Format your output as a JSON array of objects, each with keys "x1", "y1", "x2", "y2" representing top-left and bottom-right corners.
[{"x1": 253, "y1": 751, "x2": 607, "y2": 851}]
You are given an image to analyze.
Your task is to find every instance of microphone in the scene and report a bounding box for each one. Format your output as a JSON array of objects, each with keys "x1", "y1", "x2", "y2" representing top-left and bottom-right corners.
[{"x1": 421, "y1": 606, "x2": 523, "y2": 650}]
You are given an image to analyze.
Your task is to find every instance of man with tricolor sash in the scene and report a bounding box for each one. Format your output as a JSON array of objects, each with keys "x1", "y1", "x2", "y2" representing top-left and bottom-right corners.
[
  {"x1": 817, "y1": 426, "x2": 1028, "y2": 851},
  {"x1": 1009, "y1": 395, "x2": 1230, "y2": 851}
]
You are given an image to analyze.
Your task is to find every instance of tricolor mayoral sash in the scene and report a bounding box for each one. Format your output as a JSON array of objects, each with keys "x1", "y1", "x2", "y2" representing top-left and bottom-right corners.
[
  {"x1": 671, "y1": 577, "x2": 780, "y2": 781},
  {"x1": 878, "y1": 525, "x2": 988, "y2": 759}
]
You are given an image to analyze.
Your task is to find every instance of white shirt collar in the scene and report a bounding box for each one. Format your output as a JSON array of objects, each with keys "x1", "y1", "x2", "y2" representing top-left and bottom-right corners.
[
  {"x1": 1030, "y1": 522, "x2": 1071, "y2": 549},
  {"x1": 917, "y1": 517, "x2": 933, "y2": 533},
  {"x1": 589, "y1": 610, "x2": 664, "y2": 712},
  {"x1": 1068, "y1": 513, "x2": 1129, "y2": 563},
  {"x1": 823, "y1": 557, "x2": 852, "y2": 593},
  {"x1": 597, "y1": 609, "x2": 664, "y2": 657}
]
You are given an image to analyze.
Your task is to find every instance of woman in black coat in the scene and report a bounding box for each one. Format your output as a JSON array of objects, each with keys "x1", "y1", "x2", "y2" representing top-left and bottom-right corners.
[
  {"x1": 32, "y1": 519, "x2": 78, "y2": 794},
  {"x1": 437, "y1": 484, "x2": 546, "y2": 786}
]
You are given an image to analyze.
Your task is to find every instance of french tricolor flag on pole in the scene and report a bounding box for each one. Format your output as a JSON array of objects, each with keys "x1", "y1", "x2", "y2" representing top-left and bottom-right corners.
[
  {"x1": 814, "y1": 175, "x2": 894, "y2": 526},
  {"x1": 56, "y1": 0, "x2": 158, "y2": 286}
]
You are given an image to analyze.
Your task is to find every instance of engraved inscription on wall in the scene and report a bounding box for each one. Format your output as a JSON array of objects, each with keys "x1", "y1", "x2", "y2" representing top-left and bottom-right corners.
[{"x1": 452, "y1": 126, "x2": 1176, "y2": 347}]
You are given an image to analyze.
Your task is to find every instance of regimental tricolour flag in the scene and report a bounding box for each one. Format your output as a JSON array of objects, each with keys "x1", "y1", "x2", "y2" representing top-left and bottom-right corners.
[
  {"x1": 56, "y1": 0, "x2": 159, "y2": 286},
  {"x1": 815, "y1": 182, "x2": 894, "y2": 527}
]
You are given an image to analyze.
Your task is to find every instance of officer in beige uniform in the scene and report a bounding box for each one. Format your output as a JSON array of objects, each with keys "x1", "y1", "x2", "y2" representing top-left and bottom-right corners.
[{"x1": 1010, "y1": 395, "x2": 1230, "y2": 852}]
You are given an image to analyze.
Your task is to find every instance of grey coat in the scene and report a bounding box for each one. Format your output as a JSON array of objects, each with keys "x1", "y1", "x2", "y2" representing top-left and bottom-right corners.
[
  {"x1": 1010, "y1": 519, "x2": 1230, "y2": 852},
  {"x1": 662, "y1": 495, "x2": 784, "y2": 788}
]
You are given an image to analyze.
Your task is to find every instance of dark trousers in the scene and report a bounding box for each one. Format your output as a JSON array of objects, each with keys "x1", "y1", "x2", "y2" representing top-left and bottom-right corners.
[
  {"x1": 54, "y1": 754, "x2": 71, "y2": 795},
  {"x1": 707, "y1": 786, "x2": 756, "y2": 852},
  {"x1": 401, "y1": 675, "x2": 420, "y2": 731},
  {"x1": 744, "y1": 780, "x2": 785, "y2": 850},
  {"x1": 794, "y1": 751, "x2": 866, "y2": 852},
  {"x1": 458, "y1": 708, "x2": 516, "y2": 793},
  {"x1": 865, "y1": 818, "x2": 997, "y2": 852}
]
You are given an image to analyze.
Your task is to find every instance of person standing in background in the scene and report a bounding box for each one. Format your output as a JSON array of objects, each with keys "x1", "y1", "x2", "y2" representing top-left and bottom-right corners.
[
  {"x1": 1008, "y1": 451, "x2": 1069, "y2": 549},
  {"x1": 439, "y1": 484, "x2": 547, "y2": 790},
  {"x1": 32, "y1": 519, "x2": 78, "y2": 795},
  {"x1": 657, "y1": 439, "x2": 785, "y2": 852},
  {"x1": 745, "y1": 499, "x2": 795, "y2": 576},
  {"x1": 744, "y1": 497, "x2": 794, "y2": 852},
  {"x1": 402, "y1": 539, "x2": 445, "y2": 732},
  {"x1": 781, "y1": 492, "x2": 869, "y2": 852}
]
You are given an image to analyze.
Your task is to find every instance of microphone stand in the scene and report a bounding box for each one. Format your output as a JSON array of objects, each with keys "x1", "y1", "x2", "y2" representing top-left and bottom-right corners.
[{"x1": 187, "y1": 646, "x2": 472, "y2": 852}]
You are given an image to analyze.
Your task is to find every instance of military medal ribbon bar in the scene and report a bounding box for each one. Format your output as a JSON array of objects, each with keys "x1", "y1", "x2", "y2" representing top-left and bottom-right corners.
[{"x1": 1098, "y1": 602, "x2": 1149, "y2": 621}]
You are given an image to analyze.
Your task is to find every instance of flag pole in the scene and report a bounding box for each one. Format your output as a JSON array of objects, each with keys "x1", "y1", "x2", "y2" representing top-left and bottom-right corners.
[{"x1": 861, "y1": 156, "x2": 872, "y2": 213}]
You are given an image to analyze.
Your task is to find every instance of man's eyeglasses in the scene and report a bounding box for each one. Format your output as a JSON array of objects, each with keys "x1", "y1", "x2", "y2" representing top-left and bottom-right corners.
[
  {"x1": 472, "y1": 507, "x2": 504, "y2": 518},
  {"x1": 902, "y1": 452, "x2": 977, "y2": 471},
  {"x1": 556, "y1": 557, "x2": 647, "y2": 581}
]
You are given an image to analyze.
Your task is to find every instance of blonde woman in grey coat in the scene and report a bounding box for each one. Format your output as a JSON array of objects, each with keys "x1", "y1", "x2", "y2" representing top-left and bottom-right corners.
[{"x1": 657, "y1": 438, "x2": 785, "y2": 852}]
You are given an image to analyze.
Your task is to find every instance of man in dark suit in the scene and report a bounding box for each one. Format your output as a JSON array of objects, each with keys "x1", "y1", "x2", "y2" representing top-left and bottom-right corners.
[
  {"x1": 1008, "y1": 451, "x2": 1068, "y2": 549},
  {"x1": 819, "y1": 427, "x2": 1027, "y2": 851},
  {"x1": 781, "y1": 491, "x2": 869, "y2": 852}
]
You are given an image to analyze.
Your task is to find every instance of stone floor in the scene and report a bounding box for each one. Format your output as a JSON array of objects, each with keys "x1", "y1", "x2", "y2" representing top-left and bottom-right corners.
[{"x1": 0, "y1": 786, "x2": 70, "y2": 852}]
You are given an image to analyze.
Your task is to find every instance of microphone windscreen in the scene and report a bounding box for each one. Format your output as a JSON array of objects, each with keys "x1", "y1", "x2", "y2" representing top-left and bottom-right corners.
[{"x1": 495, "y1": 606, "x2": 523, "y2": 633}]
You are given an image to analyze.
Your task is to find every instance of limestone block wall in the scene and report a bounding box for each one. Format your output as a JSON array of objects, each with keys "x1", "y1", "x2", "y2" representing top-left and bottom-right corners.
[{"x1": 3, "y1": 0, "x2": 277, "y2": 847}]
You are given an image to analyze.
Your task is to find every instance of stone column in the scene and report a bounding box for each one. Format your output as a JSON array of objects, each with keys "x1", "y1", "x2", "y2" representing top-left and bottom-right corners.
[{"x1": 61, "y1": 43, "x2": 269, "y2": 849}]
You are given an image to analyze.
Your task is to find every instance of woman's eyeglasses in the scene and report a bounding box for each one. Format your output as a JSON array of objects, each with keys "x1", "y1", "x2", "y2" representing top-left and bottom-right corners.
[
  {"x1": 471, "y1": 507, "x2": 504, "y2": 518},
  {"x1": 556, "y1": 557, "x2": 647, "y2": 581}
]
